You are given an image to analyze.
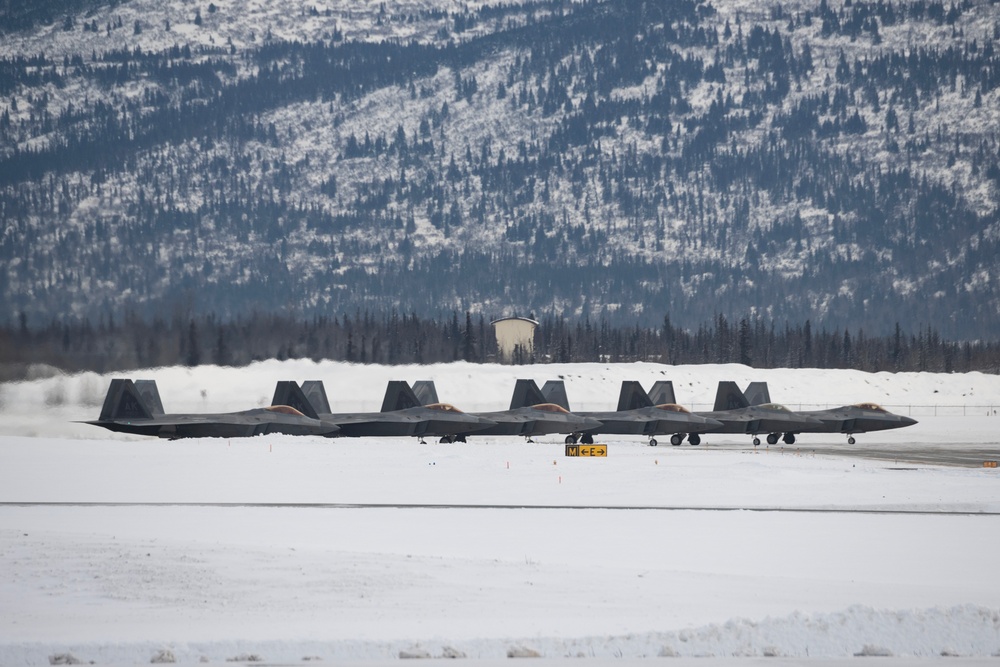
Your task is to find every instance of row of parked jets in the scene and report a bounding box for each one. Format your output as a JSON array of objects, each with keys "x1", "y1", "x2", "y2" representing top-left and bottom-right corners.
[{"x1": 87, "y1": 378, "x2": 917, "y2": 446}]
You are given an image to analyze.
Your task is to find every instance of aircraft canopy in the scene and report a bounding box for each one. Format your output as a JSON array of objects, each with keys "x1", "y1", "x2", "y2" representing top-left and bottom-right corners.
[
  {"x1": 654, "y1": 403, "x2": 691, "y2": 413},
  {"x1": 853, "y1": 402, "x2": 888, "y2": 412},
  {"x1": 531, "y1": 403, "x2": 571, "y2": 414},
  {"x1": 426, "y1": 403, "x2": 464, "y2": 413},
  {"x1": 266, "y1": 405, "x2": 307, "y2": 416}
]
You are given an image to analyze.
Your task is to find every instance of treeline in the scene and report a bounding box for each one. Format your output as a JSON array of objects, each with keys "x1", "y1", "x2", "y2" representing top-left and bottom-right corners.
[{"x1": 2, "y1": 311, "x2": 997, "y2": 381}]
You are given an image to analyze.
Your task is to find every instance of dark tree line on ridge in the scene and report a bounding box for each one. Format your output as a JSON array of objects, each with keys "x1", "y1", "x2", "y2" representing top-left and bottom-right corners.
[{"x1": 1, "y1": 311, "x2": 996, "y2": 381}]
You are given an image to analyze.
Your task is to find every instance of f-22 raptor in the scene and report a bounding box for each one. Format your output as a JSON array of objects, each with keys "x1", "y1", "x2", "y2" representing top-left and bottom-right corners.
[
  {"x1": 691, "y1": 381, "x2": 823, "y2": 446},
  {"x1": 85, "y1": 379, "x2": 341, "y2": 439},
  {"x1": 412, "y1": 379, "x2": 603, "y2": 442},
  {"x1": 743, "y1": 382, "x2": 917, "y2": 444},
  {"x1": 272, "y1": 380, "x2": 495, "y2": 442},
  {"x1": 538, "y1": 380, "x2": 723, "y2": 446}
]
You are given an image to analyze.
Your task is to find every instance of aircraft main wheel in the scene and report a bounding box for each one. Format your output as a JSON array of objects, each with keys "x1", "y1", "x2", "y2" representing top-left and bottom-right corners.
[
  {"x1": 565, "y1": 435, "x2": 576, "y2": 445},
  {"x1": 766, "y1": 433, "x2": 779, "y2": 445},
  {"x1": 649, "y1": 438, "x2": 658, "y2": 447},
  {"x1": 783, "y1": 433, "x2": 796, "y2": 445},
  {"x1": 688, "y1": 433, "x2": 701, "y2": 446},
  {"x1": 581, "y1": 433, "x2": 594, "y2": 444},
  {"x1": 670, "y1": 434, "x2": 683, "y2": 446},
  {"x1": 848, "y1": 436, "x2": 856, "y2": 445},
  {"x1": 753, "y1": 437, "x2": 761, "y2": 446}
]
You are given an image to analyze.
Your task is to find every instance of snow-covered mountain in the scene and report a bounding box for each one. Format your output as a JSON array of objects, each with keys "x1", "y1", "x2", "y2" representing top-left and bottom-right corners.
[{"x1": 1, "y1": 0, "x2": 998, "y2": 338}]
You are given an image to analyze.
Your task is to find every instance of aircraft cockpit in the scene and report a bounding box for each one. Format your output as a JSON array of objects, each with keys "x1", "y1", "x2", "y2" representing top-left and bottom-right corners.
[
  {"x1": 757, "y1": 403, "x2": 792, "y2": 412},
  {"x1": 265, "y1": 405, "x2": 308, "y2": 416},
  {"x1": 853, "y1": 402, "x2": 888, "y2": 412},
  {"x1": 530, "y1": 403, "x2": 571, "y2": 414},
  {"x1": 654, "y1": 403, "x2": 692, "y2": 413},
  {"x1": 425, "y1": 402, "x2": 464, "y2": 413}
]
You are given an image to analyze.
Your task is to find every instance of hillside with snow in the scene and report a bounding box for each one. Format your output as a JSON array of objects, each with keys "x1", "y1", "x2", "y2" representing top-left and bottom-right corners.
[{"x1": 1, "y1": 0, "x2": 999, "y2": 337}]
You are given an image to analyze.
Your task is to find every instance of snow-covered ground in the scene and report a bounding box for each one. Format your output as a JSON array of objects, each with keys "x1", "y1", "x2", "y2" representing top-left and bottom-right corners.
[{"x1": 1, "y1": 361, "x2": 999, "y2": 665}]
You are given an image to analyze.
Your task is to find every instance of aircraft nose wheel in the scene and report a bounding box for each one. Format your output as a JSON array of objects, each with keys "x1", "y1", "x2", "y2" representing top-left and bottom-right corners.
[
  {"x1": 752, "y1": 437, "x2": 761, "y2": 447},
  {"x1": 848, "y1": 436, "x2": 856, "y2": 445},
  {"x1": 648, "y1": 438, "x2": 658, "y2": 447}
]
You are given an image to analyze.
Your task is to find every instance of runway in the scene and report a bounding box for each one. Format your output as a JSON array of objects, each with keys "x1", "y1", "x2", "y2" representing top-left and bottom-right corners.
[
  {"x1": 695, "y1": 440, "x2": 1000, "y2": 468},
  {"x1": 1, "y1": 501, "x2": 996, "y2": 514}
]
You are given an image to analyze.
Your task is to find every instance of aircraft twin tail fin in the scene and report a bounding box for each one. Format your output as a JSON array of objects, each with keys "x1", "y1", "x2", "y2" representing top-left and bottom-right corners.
[
  {"x1": 98, "y1": 379, "x2": 156, "y2": 421},
  {"x1": 743, "y1": 382, "x2": 771, "y2": 406},
  {"x1": 540, "y1": 380, "x2": 571, "y2": 411},
  {"x1": 648, "y1": 381, "x2": 676, "y2": 406},
  {"x1": 617, "y1": 381, "x2": 653, "y2": 411},
  {"x1": 412, "y1": 381, "x2": 439, "y2": 406},
  {"x1": 132, "y1": 380, "x2": 164, "y2": 415},
  {"x1": 271, "y1": 381, "x2": 321, "y2": 419},
  {"x1": 714, "y1": 381, "x2": 750, "y2": 411},
  {"x1": 381, "y1": 380, "x2": 422, "y2": 412},
  {"x1": 300, "y1": 381, "x2": 332, "y2": 415},
  {"x1": 508, "y1": 379, "x2": 547, "y2": 409}
]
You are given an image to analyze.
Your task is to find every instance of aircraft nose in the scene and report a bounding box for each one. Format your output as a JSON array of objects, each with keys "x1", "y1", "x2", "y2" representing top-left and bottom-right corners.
[
  {"x1": 900, "y1": 416, "x2": 918, "y2": 427},
  {"x1": 582, "y1": 416, "x2": 604, "y2": 429},
  {"x1": 320, "y1": 421, "x2": 341, "y2": 437}
]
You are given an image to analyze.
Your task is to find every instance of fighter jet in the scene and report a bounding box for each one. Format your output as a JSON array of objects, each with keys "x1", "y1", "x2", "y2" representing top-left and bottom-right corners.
[
  {"x1": 271, "y1": 380, "x2": 495, "y2": 442},
  {"x1": 538, "y1": 380, "x2": 723, "y2": 446},
  {"x1": 694, "y1": 381, "x2": 823, "y2": 446},
  {"x1": 85, "y1": 379, "x2": 341, "y2": 439},
  {"x1": 412, "y1": 379, "x2": 603, "y2": 442},
  {"x1": 744, "y1": 381, "x2": 917, "y2": 444}
]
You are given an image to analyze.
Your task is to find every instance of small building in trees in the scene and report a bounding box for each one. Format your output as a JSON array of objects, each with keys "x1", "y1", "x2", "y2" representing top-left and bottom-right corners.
[{"x1": 491, "y1": 316, "x2": 538, "y2": 363}]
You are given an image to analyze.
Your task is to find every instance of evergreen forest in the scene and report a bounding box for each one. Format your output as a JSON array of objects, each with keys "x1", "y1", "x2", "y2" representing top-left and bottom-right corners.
[{"x1": 1, "y1": 0, "x2": 998, "y2": 353}]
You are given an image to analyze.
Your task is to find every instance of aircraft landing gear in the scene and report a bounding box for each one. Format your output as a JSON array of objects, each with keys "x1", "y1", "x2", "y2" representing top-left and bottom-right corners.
[
  {"x1": 783, "y1": 433, "x2": 796, "y2": 445},
  {"x1": 565, "y1": 434, "x2": 578, "y2": 445},
  {"x1": 752, "y1": 437, "x2": 761, "y2": 447},
  {"x1": 688, "y1": 433, "x2": 701, "y2": 446},
  {"x1": 766, "y1": 433, "x2": 780, "y2": 445},
  {"x1": 670, "y1": 434, "x2": 683, "y2": 446},
  {"x1": 581, "y1": 433, "x2": 594, "y2": 445},
  {"x1": 648, "y1": 437, "x2": 658, "y2": 447},
  {"x1": 847, "y1": 436, "x2": 856, "y2": 445}
]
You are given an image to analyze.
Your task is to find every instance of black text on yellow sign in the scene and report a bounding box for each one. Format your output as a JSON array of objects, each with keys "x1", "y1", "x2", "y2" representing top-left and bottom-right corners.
[{"x1": 565, "y1": 444, "x2": 607, "y2": 457}]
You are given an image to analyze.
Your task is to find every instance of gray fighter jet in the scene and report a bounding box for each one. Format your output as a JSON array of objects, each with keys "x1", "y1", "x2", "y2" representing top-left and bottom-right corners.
[
  {"x1": 412, "y1": 379, "x2": 603, "y2": 442},
  {"x1": 744, "y1": 382, "x2": 917, "y2": 444},
  {"x1": 539, "y1": 380, "x2": 723, "y2": 446},
  {"x1": 85, "y1": 379, "x2": 341, "y2": 439},
  {"x1": 693, "y1": 381, "x2": 823, "y2": 446},
  {"x1": 272, "y1": 380, "x2": 495, "y2": 442}
]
